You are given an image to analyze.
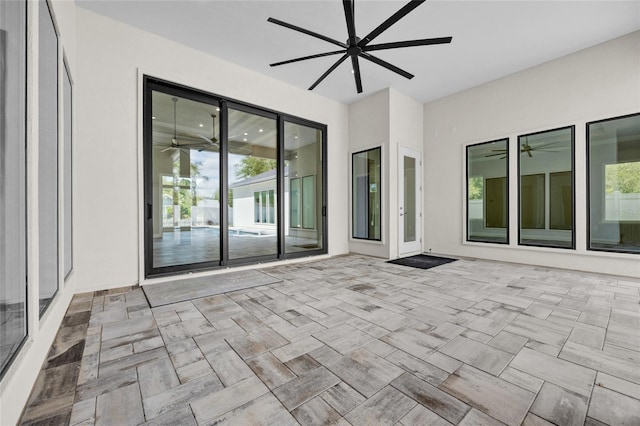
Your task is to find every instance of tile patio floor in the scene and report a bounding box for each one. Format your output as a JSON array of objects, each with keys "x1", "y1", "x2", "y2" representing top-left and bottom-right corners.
[{"x1": 20, "y1": 254, "x2": 640, "y2": 425}]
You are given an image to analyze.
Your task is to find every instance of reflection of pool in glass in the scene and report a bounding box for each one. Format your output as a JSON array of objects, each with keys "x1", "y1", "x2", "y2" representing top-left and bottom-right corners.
[{"x1": 188, "y1": 226, "x2": 277, "y2": 237}]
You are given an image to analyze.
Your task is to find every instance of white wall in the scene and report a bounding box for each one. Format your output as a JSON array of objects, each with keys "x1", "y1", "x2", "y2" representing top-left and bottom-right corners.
[
  {"x1": 349, "y1": 89, "x2": 390, "y2": 258},
  {"x1": 73, "y1": 8, "x2": 349, "y2": 292},
  {"x1": 348, "y1": 88, "x2": 424, "y2": 259},
  {"x1": 1, "y1": 1, "x2": 79, "y2": 424},
  {"x1": 423, "y1": 31, "x2": 640, "y2": 277}
]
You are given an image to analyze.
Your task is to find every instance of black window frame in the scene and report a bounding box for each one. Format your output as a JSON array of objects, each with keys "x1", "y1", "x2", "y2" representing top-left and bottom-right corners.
[
  {"x1": 517, "y1": 125, "x2": 575, "y2": 250},
  {"x1": 465, "y1": 138, "x2": 510, "y2": 244},
  {"x1": 351, "y1": 146, "x2": 382, "y2": 242},
  {"x1": 586, "y1": 112, "x2": 640, "y2": 255}
]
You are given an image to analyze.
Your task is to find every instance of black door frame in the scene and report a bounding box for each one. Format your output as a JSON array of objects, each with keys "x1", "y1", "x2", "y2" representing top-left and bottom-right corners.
[{"x1": 143, "y1": 76, "x2": 327, "y2": 278}]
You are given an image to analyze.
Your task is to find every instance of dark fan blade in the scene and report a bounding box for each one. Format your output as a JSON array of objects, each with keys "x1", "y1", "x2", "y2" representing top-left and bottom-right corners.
[
  {"x1": 485, "y1": 152, "x2": 506, "y2": 158},
  {"x1": 270, "y1": 50, "x2": 345, "y2": 67},
  {"x1": 359, "y1": 52, "x2": 413, "y2": 79},
  {"x1": 267, "y1": 17, "x2": 347, "y2": 48},
  {"x1": 527, "y1": 151, "x2": 532, "y2": 158},
  {"x1": 350, "y1": 55, "x2": 363, "y2": 93},
  {"x1": 359, "y1": 0, "x2": 426, "y2": 47},
  {"x1": 309, "y1": 53, "x2": 350, "y2": 90},
  {"x1": 343, "y1": 0, "x2": 357, "y2": 41},
  {"x1": 364, "y1": 36, "x2": 452, "y2": 52}
]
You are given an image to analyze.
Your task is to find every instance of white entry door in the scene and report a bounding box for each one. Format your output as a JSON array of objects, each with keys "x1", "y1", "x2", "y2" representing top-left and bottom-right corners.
[{"x1": 399, "y1": 146, "x2": 422, "y2": 256}]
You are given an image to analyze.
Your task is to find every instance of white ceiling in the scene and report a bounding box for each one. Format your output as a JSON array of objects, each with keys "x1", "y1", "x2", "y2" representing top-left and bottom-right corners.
[{"x1": 76, "y1": 0, "x2": 640, "y2": 104}]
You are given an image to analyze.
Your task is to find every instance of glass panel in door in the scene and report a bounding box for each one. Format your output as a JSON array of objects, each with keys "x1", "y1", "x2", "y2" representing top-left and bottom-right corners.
[
  {"x1": 403, "y1": 155, "x2": 416, "y2": 243},
  {"x1": 151, "y1": 92, "x2": 221, "y2": 267},
  {"x1": 227, "y1": 108, "x2": 277, "y2": 259},
  {"x1": 284, "y1": 122, "x2": 323, "y2": 253}
]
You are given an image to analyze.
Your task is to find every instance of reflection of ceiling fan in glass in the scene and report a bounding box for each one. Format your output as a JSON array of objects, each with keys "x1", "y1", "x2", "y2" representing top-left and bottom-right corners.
[
  {"x1": 485, "y1": 142, "x2": 561, "y2": 159},
  {"x1": 158, "y1": 97, "x2": 218, "y2": 152}
]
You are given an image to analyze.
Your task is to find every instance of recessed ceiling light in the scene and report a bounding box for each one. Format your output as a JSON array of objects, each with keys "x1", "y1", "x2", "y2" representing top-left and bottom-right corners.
[
  {"x1": 199, "y1": 124, "x2": 204, "y2": 127},
  {"x1": 243, "y1": 138, "x2": 247, "y2": 142},
  {"x1": 244, "y1": 132, "x2": 248, "y2": 136},
  {"x1": 216, "y1": 107, "x2": 220, "y2": 112},
  {"x1": 294, "y1": 135, "x2": 298, "y2": 139},
  {"x1": 259, "y1": 128, "x2": 263, "y2": 133},
  {"x1": 152, "y1": 116, "x2": 156, "y2": 120}
]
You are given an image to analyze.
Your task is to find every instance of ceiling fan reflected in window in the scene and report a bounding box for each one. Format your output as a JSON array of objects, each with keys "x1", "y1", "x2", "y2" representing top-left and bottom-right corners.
[
  {"x1": 485, "y1": 142, "x2": 562, "y2": 159},
  {"x1": 267, "y1": 0, "x2": 452, "y2": 93},
  {"x1": 156, "y1": 97, "x2": 218, "y2": 153}
]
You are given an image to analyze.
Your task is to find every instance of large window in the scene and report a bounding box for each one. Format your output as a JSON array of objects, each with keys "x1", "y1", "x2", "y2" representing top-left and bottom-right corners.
[
  {"x1": 63, "y1": 60, "x2": 73, "y2": 279},
  {"x1": 144, "y1": 78, "x2": 326, "y2": 276},
  {"x1": 38, "y1": 0, "x2": 59, "y2": 316},
  {"x1": 588, "y1": 113, "x2": 640, "y2": 253},
  {"x1": 1, "y1": 0, "x2": 27, "y2": 377},
  {"x1": 518, "y1": 126, "x2": 574, "y2": 248},
  {"x1": 466, "y1": 139, "x2": 509, "y2": 243},
  {"x1": 352, "y1": 147, "x2": 381, "y2": 241}
]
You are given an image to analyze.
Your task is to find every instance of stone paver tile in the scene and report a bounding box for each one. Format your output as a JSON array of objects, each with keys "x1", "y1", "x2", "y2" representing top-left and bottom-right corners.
[
  {"x1": 165, "y1": 338, "x2": 198, "y2": 357},
  {"x1": 272, "y1": 336, "x2": 324, "y2": 363},
  {"x1": 345, "y1": 385, "x2": 417, "y2": 425},
  {"x1": 459, "y1": 408, "x2": 504, "y2": 426},
  {"x1": 525, "y1": 340, "x2": 561, "y2": 357},
  {"x1": 522, "y1": 412, "x2": 558, "y2": 426},
  {"x1": 209, "y1": 393, "x2": 298, "y2": 426},
  {"x1": 326, "y1": 348, "x2": 405, "y2": 398},
  {"x1": 143, "y1": 373, "x2": 224, "y2": 419},
  {"x1": 69, "y1": 397, "x2": 96, "y2": 425},
  {"x1": 176, "y1": 359, "x2": 213, "y2": 383},
  {"x1": 202, "y1": 343, "x2": 255, "y2": 386},
  {"x1": 504, "y1": 315, "x2": 570, "y2": 346},
  {"x1": 139, "y1": 405, "x2": 197, "y2": 426},
  {"x1": 19, "y1": 393, "x2": 75, "y2": 425},
  {"x1": 488, "y1": 330, "x2": 529, "y2": 354},
  {"x1": 320, "y1": 381, "x2": 366, "y2": 416},
  {"x1": 587, "y1": 385, "x2": 640, "y2": 426},
  {"x1": 28, "y1": 362, "x2": 79, "y2": 404},
  {"x1": 364, "y1": 339, "x2": 397, "y2": 357},
  {"x1": 312, "y1": 324, "x2": 375, "y2": 354},
  {"x1": 98, "y1": 347, "x2": 168, "y2": 379},
  {"x1": 159, "y1": 318, "x2": 216, "y2": 343},
  {"x1": 439, "y1": 365, "x2": 535, "y2": 426},
  {"x1": 291, "y1": 396, "x2": 343, "y2": 426},
  {"x1": 226, "y1": 328, "x2": 288, "y2": 359},
  {"x1": 386, "y1": 350, "x2": 450, "y2": 386},
  {"x1": 272, "y1": 366, "x2": 340, "y2": 411},
  {"x1": 392, "y1": 372, "x2": 470, "y2": 424},
  {"x1": 499, "y1": 366, "x2": 544, "y2": 393},
  {"x1": 191, "y1": 375, "x2": 270, "y2": 423},
  {"x1": 137, "y1": 357, "x2": 180, "y2": 399},
  {"x1": 595, "y1": 372, "x2": 640, "y2": 400},
  {"x1": 100, "y1": 328, "x2": 161, "y2": 352},
  {"x1": 101, "y1": 316, "x2": 156, "y2": 341},
  {"x1": 381, "y1": 327, "x2": 444, "y2": 359},
  {"x1": 133, "y1": 335, "x2": 165, "y2": 353},
  {"x1": 100, "y1": 343, "x2": 134, "y2": 363},
  {"x1": 559, "y1": 341, "x2": 640, "y2": 385},
  {"x1": 95, "y1": 383, "x2": 144, "y2": 426},
  {"x1": 530, "y1": 382, "x2": 588, "y2": 426},
  {"x1": 425, "y1": 351, "x2": 462, "y2": 373},
  {"x1": 246, "y1": 352, "x2": 296, "y2": 389},
  {"x1": 76, "y1": 369, "x2": 138, "y2": 402},
  {"x1": 170, "y1": 347, "x2": 205, "y2": 369},
  {"x1": 284, "y1": 354, "x2": 321, "y2": 375},
  {"x1": 510, "y1": 347, "x2": 596, "y2": 397},
  {"x1": 399, "y1": 404, "x2": 452, "y2": 426},
  {"x1": 439, "y1": 335, "x2": 512, "y2": 375}
]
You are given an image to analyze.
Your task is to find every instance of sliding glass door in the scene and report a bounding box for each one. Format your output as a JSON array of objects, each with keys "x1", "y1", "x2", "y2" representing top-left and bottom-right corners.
[{"x1": 144, "y1": 78, "x2": 326, "y2": 277}]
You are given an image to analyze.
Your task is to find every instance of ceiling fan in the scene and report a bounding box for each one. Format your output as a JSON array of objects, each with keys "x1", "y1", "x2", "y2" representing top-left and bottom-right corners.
[
  {"x1": 485, "y1": 142, "x2": 561, "y2": 159},
  {"x1": 157, "y1": 97, "x2": 218, "y2": 152},
  {"x1": 268, "y1": 0, "x2": 452, "y2": 93}
]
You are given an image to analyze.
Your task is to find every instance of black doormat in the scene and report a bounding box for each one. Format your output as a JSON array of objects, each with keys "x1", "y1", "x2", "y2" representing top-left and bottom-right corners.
[{"x1": 387, "y1": 254, "x2": 457, "y2": 270}]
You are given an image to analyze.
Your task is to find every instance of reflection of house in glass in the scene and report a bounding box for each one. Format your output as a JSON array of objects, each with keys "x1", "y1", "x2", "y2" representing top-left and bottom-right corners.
[
  {"x1": 229, "y1": 166, "x2": 319, "y2": 244},
  {"x1": 229, "y1": 167, "x2": 279, "y2": 236}
]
